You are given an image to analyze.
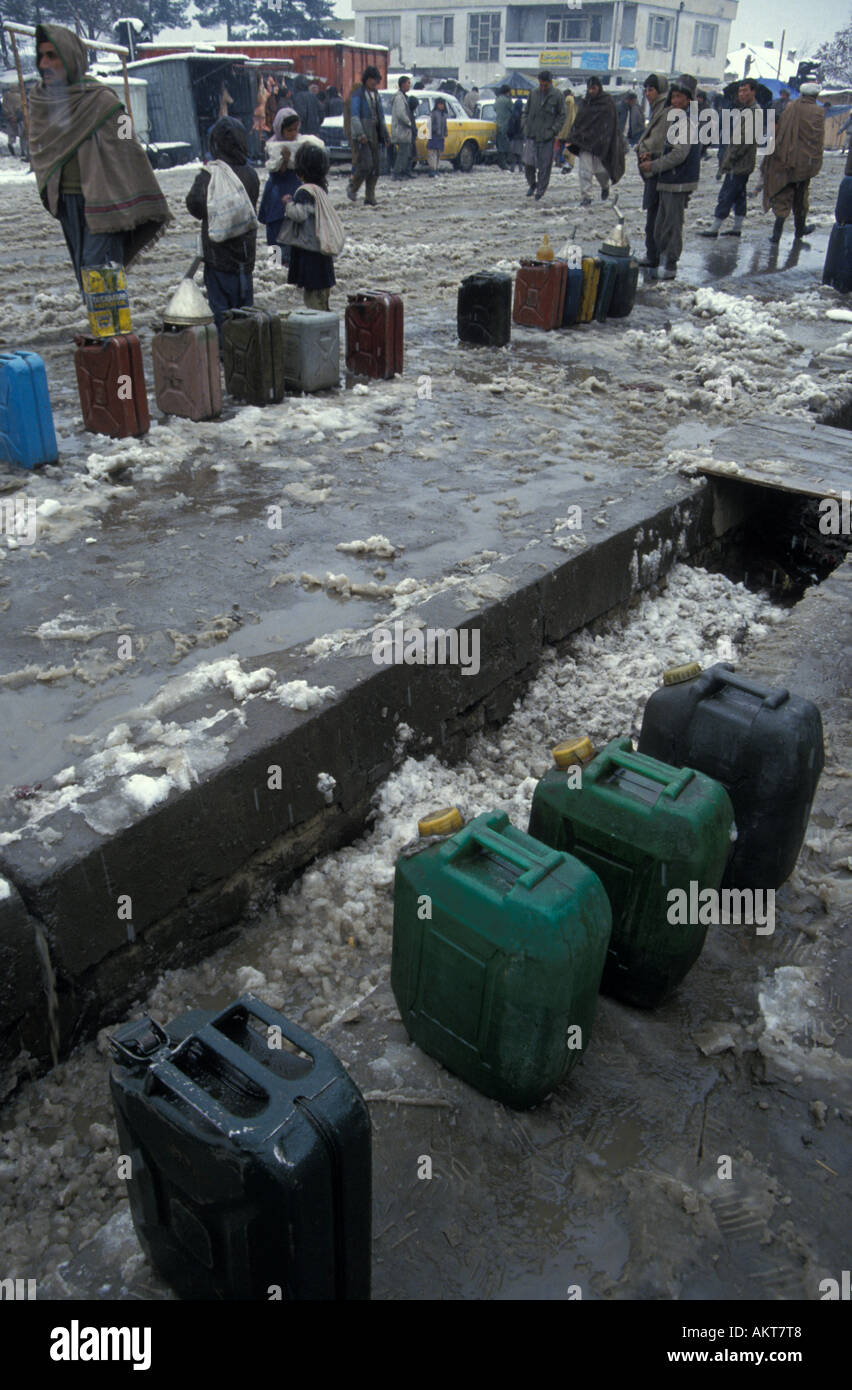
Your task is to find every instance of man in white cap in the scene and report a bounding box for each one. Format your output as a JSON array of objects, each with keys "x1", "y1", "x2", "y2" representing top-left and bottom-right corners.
[{"x1": 762, "y1": 83, "x2": 825, "y2": 242}]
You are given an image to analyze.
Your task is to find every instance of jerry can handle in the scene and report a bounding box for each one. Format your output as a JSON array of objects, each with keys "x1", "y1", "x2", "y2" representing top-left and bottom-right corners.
[
  {"x1": 449, "y1": 825, "x2": 564, "y2": 889},
  {"x1": 213, "y1": 994, "x2": 319, "y2": 1067},
  {"x1": 146, "y1": 1055, "x2": 254, "y2": 1135},
  {"x1": 589, "y1": 740, "x2": 695, "y2": 800},
  {"x1": 701, "y1": 664, "x2": 789, "y2": 709}
]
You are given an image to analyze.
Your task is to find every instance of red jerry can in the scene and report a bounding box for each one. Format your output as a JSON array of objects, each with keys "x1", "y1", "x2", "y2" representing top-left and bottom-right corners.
[
  {"x1": 74, "y1": 334, "x2": 150, "y2": 438},
  {"x1": 345, "y1": 291, "x2": 403, "y2": 378},
  {"x1": 512, "y1": 260, "x2": 568, "y2": 330},
  {"x1": 152, "y1": 324, "x2": 222, "y2": 421}
]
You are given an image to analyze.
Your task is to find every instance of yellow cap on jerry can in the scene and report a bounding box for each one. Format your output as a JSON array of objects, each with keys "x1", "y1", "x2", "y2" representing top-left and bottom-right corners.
[
  {"x1": 552, "y1": 737, "x2": 594, "y2": 769},
  {"x1": 418, "y1": 807, "x2": 464, "y2": 837},
  {"x1": 663, "y1": 662, "x2": 702, "y2": 686}
]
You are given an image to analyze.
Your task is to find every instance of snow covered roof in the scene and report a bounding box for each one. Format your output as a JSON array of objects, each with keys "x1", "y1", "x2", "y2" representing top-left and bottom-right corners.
[
  {"x1": 725, "y1": 43, "x2": 800, "y2": 83},
  {"x1": 138, "y1": 40, "x2": 388, "y2": 52},
  {"x1": 128, "y1": 53, "x2": 252, "y2": 68}
]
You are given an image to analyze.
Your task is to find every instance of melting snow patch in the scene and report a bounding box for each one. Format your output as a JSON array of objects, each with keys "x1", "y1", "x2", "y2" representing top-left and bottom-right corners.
[
  {"x1": 123, "y1": 774, "x2": 172, "y2": 813},
  {"x1": 336, "y1": 535, "x2": 398, "y2": 559},
  {"x1": 317, "y1": 772, "x2": 337, "y2": 804},
  {"x1": 272, "y1": 680, "x2": 336, "y2": 711}
]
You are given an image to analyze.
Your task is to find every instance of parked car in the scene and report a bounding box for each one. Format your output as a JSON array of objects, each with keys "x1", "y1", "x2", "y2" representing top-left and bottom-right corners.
[
  {"x1": 320, "y1": 89, "x2": 495, "y2": 172},
  {"x1": 473, "y1": 99, "x2": 500, "y2": 163}
]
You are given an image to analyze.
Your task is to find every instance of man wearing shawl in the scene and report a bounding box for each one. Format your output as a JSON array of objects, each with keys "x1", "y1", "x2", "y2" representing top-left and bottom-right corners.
[
  {"x1": 568, "y1": 75, "x2": 625, "y2": 206},
  {"x1": 28, "y1": 25, "x2": 171, "y2": 295},
  {"x1": 762, "y1": 83, "x2": 825, "y2": 243}
]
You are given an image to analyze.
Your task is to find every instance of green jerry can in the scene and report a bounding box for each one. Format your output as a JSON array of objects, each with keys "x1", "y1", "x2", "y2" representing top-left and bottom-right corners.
[
  {"x1": 528, "y1": 738, "x2": 736, "y2": 1008},
  {"x1": 391, "y1": 807, "x2": 612, "y2": 1110}
]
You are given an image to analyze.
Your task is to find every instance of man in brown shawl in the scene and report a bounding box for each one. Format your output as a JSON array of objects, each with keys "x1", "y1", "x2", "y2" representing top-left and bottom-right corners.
[
  {"x1": 762, "y1": 82, "x2": 825, "y2": 243},
  {"x1": 28, "y1": 24, "x2": 172, "y2": 294},
  {"x1": 568, "y1": 75, "x2": 625, "y2": 206}
]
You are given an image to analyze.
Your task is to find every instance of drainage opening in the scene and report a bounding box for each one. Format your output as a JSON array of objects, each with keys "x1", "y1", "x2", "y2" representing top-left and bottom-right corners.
[{"x1": 702, "y1": 482, "x2": 849, "y2": 606}]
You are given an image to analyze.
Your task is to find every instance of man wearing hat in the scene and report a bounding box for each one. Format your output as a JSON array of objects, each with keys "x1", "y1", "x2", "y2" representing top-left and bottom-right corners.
[
  {"x1": 700, "y1": 79, "x2": 760, "y2": 238},
  {"x1": 522, "y1": 70, "x2": 566, "y2": 200},
  {"x1": 762, "y1": 82, "x2": 824, "y2": 242},
  {"x1": 568, "y1": 75, "x2": 625, "y2": 206},
  {"x1": 619, "y1": 91, "x2": 645, "y2": 147},
  {"x1": 638, "y1": 74, "x2": 701, "y2": 279},
  {"x1": 635, "y1": 74, "x2": 669, "y2": 269}
]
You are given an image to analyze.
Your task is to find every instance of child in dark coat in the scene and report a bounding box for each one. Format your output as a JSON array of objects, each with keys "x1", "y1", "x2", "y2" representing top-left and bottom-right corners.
[
  {"x1": 186, "y1": 117, "x2": 259, "y2": 338},
  {"x1": 281, "y1": 142, "x2": 336, "y2": 311},
  {"x1": 257, "y1": 106, "x2": 301, "y2": 265}
]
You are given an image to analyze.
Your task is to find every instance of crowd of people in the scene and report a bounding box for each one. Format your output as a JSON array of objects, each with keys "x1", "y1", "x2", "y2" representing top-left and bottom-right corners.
[{"x1": 17, "y1": 26, "x2": 850, "y2": 327}]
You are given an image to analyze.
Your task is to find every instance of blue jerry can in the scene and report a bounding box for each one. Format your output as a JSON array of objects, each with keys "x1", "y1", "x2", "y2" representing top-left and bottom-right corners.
[{"x1": 0, "y1": 351, "x2": 58, "y2": 468}]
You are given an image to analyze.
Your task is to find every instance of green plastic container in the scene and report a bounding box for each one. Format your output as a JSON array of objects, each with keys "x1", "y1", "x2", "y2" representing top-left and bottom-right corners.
[
  {"x1": 391, "y1": 807, "x2": 612, "y2": 1110},
  {"x1": 528, "y1": 737, "x2": 736, "y2": 1008}
]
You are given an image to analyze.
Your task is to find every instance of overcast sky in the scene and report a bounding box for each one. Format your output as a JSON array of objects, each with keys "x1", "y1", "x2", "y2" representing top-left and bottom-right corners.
[
  {"x1": 729, "y1": 0, "x2": 850, "y2": 55},
  {"x1": 161, "y1": 1, "x2": 851, "y2": 58}
]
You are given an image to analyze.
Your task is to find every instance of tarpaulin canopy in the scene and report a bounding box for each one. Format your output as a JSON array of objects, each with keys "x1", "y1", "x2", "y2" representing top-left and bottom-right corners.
[{"x1": 490, "y1": 70, "x2": 535, "y2": 98}]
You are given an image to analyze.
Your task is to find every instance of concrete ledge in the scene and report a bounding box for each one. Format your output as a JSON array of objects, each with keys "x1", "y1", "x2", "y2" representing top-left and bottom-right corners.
[{"x1": 0, "y1": 479, "x2": 724, "y2": 1074}]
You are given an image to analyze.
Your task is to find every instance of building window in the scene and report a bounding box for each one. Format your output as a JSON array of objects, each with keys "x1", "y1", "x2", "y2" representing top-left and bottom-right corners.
[
  {"x1": 366, "y1": 15, "x2": 400, "y2": 48},
  {"x1": 417, "y1": 14, "x2": 454, "y2": 47},
  {"x1": 692, "y1": 22, "x2": 717, "y2": 58},
  {"x1": 646, "y1": 15, "x2": 672, "y2": 50},
  {"x1": 544, "y1": 12, "x2": 603, "y2": 44},
  {"x1": 467, "y1": 12, "x2": 501, "y2": 63}
]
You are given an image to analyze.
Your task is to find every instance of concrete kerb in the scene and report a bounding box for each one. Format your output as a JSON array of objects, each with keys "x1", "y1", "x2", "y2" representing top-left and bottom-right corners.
[{"x1": 0, "y1": 477, "x2": 719, "y2": 1077}]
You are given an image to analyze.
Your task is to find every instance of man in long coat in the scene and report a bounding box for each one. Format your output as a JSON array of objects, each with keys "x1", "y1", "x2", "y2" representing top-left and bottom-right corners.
[
  {"x1": 635, "y1": 73, "x2": 669, "y2": 268},
  {"x1": 522, "y1": 70, "x2": 565, "y2": 200},
  {"x1": 569, "y1": 75, "x2": 625, "y2": 206},
  {"x1": 28, "y1": 23, "x2": 171, "y2": 294},
  {"x1": 762, "y1": 82, "x2": 825, "y2": 242},
  {"x1": 345, "y1": 66, "x2": 389, "y2": 206}
]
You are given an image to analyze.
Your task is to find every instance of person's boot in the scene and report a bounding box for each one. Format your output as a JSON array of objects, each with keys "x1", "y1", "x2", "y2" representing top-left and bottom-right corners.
[
  {"x1": 721, "y1": 215, "x2": 744, "y2": 237},
  {"x1": 770, "y1": 216, "x2": 785, "y2": 243},
  {"x1": 700, "y1": 219, "x2": 722, "y2": 238},
  {"x1": 657, "y1": 263, "x2": 677, "y2": 280},
  {"x1": 601, "y1": 185, "x2": 609, "y2": 200},
  {"x1": 794, "y1": 221, "x2": 815, "y2": 240},
  {"x1": 580, "y1": 195, "x2": 592, "y2": 207},
  {"x1": 346, "y1": 180, "x2": 359, "y2": 202}
]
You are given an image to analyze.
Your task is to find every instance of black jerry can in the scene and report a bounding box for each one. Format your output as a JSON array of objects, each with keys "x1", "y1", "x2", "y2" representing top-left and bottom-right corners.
[
  {"x1": 108, "y1": 997, "x2": 371, "y2": 1300},
  {"x1": 222, "y1": 308, "x2": 286, "y2": 404},
  {"x1": 637, "y1": 662, "x2": 824, "y2": 890},
  {"x1": 457, "y1": 271, "x2": 512, "y2": 346}
]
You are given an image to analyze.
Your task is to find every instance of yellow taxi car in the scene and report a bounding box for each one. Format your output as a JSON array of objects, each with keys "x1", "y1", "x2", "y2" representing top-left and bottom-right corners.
[
  {"x1": 409, "y1": 90, "x2": 496, "y2": 170},
  {"x1": 321, "y1": 89, "x2": 496, "y2": 172}
]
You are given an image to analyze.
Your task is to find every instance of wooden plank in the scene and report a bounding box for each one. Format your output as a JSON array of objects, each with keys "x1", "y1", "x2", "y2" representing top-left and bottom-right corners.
[{"x1": 698, "y1": 421, "x2": 852, "y2": 499}]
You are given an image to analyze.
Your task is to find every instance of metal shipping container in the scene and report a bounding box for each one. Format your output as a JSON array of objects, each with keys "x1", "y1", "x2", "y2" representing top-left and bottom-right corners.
[{"x1": 127, "y1": 54, "x2": 258, "y2": 159}]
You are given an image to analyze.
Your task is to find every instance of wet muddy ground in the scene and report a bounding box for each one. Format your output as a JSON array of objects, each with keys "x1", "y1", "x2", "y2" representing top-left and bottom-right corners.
[{"x1": 0, "y1": 146, "x2": 850, "y2": 1302}]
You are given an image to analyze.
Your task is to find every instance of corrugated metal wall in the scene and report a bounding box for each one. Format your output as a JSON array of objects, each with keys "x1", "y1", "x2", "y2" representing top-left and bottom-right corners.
[{"x1": 130, "y1": 61, "x2": 199, "y2": 155}]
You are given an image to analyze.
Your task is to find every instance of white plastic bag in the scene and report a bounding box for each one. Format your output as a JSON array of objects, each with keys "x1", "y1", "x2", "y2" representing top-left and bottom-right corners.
[
  {"x1": 302, "y1": 184, "x2": 346, "y2": 256},
  {"x1": 206, "y1": 160, "x2": 257, "y2": 243}
]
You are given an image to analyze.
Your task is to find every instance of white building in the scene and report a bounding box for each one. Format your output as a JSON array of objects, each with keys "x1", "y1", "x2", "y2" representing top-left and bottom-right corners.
[{"x1": 352, "y1": 0, "x2": 738, "y2": 88}]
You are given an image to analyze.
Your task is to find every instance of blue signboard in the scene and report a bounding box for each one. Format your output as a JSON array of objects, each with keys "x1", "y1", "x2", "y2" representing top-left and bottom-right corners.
[
  {"x1": 619, "y1": 47, "x2": 638, "y2": 69},
  {"x1": 580, "y1": 50, "x2": 609, "y2": 70}
]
